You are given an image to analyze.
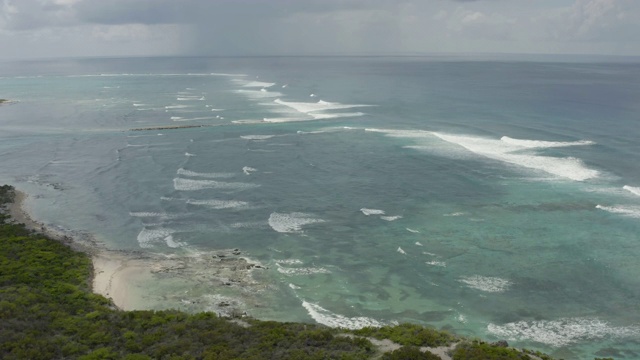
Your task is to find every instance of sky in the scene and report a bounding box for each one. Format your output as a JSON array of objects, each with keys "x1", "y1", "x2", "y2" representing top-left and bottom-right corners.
[{"x1": 1, "y1": 0, "x2": 639, "y2": 59}]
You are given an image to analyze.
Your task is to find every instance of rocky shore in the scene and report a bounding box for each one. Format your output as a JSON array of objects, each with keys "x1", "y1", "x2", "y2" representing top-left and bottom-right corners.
[{"x1": 8, "y1": 189, "x2": 273, "y2": 317}]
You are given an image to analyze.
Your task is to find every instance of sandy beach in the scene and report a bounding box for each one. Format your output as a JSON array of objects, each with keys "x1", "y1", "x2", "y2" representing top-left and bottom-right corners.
[{"x1": 7, "y1": 188, "x2": 272, "y2": 314}]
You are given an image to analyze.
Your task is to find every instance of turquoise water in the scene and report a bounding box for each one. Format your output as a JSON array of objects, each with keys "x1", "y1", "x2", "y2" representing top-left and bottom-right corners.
[{"x1": 1, "y1": 56, "x2": 640, "y2": 359}]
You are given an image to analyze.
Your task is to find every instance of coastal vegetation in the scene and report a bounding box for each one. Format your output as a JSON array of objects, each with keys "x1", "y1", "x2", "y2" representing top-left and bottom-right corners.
[{"x1": 0, "y1": 184, "x2": 569, "y2": 360}]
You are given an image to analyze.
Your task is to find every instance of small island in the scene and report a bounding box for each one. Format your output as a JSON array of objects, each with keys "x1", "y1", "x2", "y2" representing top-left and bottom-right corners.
[{"x1": 0, "y1": 99, "x2": 8, "y2": 104}]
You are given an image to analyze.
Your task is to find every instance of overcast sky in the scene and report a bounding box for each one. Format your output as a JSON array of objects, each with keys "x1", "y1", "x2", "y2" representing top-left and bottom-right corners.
[{"x1": 1, "y1": 0, "x2": 639, "y2": 59}]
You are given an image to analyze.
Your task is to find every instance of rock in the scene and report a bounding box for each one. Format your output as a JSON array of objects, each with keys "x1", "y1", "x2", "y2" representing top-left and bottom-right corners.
[{"x1": 492, "y1": 340, "x2": 509, "y2": 348}]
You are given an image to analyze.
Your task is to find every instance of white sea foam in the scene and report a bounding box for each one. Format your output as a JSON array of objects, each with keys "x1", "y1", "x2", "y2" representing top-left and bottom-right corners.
[
  {"x1": 165, "y1": 105, "x2": 190, "y2": 109},
  {"x1": 129, "y1": 212, "x2": 176, "y2": 220},
  {"x1": 457, "y1": 314, "x2": 468, "y2": 324},
  {"x1": 368, "y1": 129, "x2": 599, "y2": 181},
  {"x1": 444, "y1": 212, "x2": 465, "y2": 217},
  {"x1": 297, "y1": 130, "x2": 328, "y2": 135},
  {"x1": 241, "y1": 135, "x2": 277, "y2": 140},
  {"x1": 262, "y1": 117, "x2": 309, "y2": 123},
  {"x1": 171, "y1": 116, "x2": 183, "y2": 120},
  {"x1": 240, "y1": 81, "x2": 276, "y2": 88},
  {"x1": 276, "y1": 265, "x2": 331, "y2": 275},
  {"x1": 268, "y1": 212, "x2": 325, "y2": 233},
  {"x1": 360, "y1": 208, "x2": 385, "y2": 216},
  {"x1": 137, "y1": 228, "x2": 175, "y2": 248},
  {"x1": 235, "y1": 89, "x2": 282, "y2": 99},
  {"x1": 275, "y1": 259, "x2": 304, "y2": 265},
  {"x1": 500, "y1": 136, "x2": 595, "y2": 148},
  {"x1": 185, "y1": 152, "x2": 195, "y2": 157},
  {"x1": 381, "y1": 215, "x2": 402, "y2": 221},
  {"x1": 274, "y1": 99, "x2": 371, "y2": 114},
  {"x1": 487, "y1": 318, "x2": 640, "y2": 347},
  {"x1": 459, "y1": 275, "x2": 513, "y2": 293},
  {"x1": 289, "y1": 283, "x2": 301, "y2": 290},
  {"x1": 623, "y1": 185, "x2": 640, "y2": 197},
  {"x1": 397, "y1": 247, "x2": 406, "y2": 255},
  {"x1": 173, "y1": 178, "x2": 259, "y2": 191},
  {"x1": 310, "y1": 112, "x2": 365, "y2": 120},
  {"x1": 186, "y1": 199, "x2": 249, "y2": 209},
  {"x1": 426, "y1": 261, "x2": 446, "y2": 267},
  {"x1": 243, "y1": 166, "x2": 257, "y2": 175},
  {"x1": 164, "y1": 235, "x2": 186, "y2": 248},
  {"x1": 431, "y1": 132, "x2": 599, "y2": 181},
  {"x1": 365, "y1": 128, "x2": 432, "y2": 139},
  {"x1": 177, "y1": 168, "x2": 236, "y2": 179},
  {"x1": 302, "y1": 301, "x2": 384, "y2": 330},
  {"x1": 172, "y1": 117, "x2": 217, "y2": 122},
  {"x1": 210, "y1": 72, "x2": 246, "y2": 77},
  {"x1": 406, "y1": 228, "x2": 420, "y2": 233},
  {"x1": 415, "y1": 241, "x2": 423, "y2": 246},
  {"x1": 596, "y1": 205, "x2": 640, "y2": 218},
  {"x1": 177, "y1": 96, "x2": 205, "y2": 101}
]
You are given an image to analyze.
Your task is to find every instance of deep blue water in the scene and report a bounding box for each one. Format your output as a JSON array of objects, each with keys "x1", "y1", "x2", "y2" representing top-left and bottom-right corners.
[{"x1": 1, "y1": 56, "x2": 640, "y2": 359}]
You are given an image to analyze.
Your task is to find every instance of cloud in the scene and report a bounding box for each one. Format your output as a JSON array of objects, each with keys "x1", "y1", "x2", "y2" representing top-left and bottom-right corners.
[
  {"x1": 539, "y1": 0, "x2": 640, "y2": 42},
  {"x1": 1, "y1": 0, "x2": 640, "y2": 58},
  {"x1": 1, "y1": 0, "x2": 81, "y2": 30}
]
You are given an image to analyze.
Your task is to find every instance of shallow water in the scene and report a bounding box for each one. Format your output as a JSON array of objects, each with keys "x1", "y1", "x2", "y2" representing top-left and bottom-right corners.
[{"x1": 1, "y1": 56, "x2": 640, "y2": 359}]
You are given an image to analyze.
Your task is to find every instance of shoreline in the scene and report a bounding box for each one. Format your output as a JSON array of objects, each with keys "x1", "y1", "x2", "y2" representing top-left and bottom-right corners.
[
  {"x1": 8, "y1": 189, "x2": 271, "y2": 314},
  {"x1": 7, "y1": 189, "x2": 140, "y2": 309}
]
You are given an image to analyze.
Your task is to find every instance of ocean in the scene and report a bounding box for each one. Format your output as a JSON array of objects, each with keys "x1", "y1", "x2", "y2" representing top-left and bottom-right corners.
[{"x1": 1, "y1": 56, "x2": 639, "y2": 359}]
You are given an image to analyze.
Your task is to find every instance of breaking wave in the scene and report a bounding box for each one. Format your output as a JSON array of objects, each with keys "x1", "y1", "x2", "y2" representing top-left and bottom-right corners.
[
  {"x1": 268, "y1": 212, "x2": 325, "y2": 233},
  {"x1": 302, "y1": 301, "x2": 384, "y2": 330},
  {"x1": 173, "y1": 177, "x2": 259, "y2": 191},
  {"x1": 177, "y1": 168, "x2": 236, "y2": 179},
  {"x1": 488, "y1": 318, "x2": 640, "y2": 347},
  {"x1": 459, "y1": 275, "x2": 512, "y2": 293}
]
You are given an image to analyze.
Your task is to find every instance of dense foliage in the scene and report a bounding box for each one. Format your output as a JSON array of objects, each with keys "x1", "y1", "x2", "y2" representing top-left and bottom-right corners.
[
  {"x1": 352, "y1": 323, "x2": 456, "y2": 348},
  {"x1": 382, "y1": 346, "x2": 442, "y2": 360},
  {"x1": 0, "y1": 185, "x2": 565, "y2": 360},
  {"x1": 451, "y1": 341, "x2": 536, "y2": 360}
]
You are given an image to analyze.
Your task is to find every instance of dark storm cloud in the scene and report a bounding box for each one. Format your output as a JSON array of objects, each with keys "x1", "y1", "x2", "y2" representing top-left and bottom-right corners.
[
  {"x1": 3, "y1": 0, "x2": 640, "y2": 58},
  {"x1": 74, "y1": 0, "x2": 196, "y2": 25},
  {"x1": 72, "y1": 0, "x2": 400, "y2": 25}
]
